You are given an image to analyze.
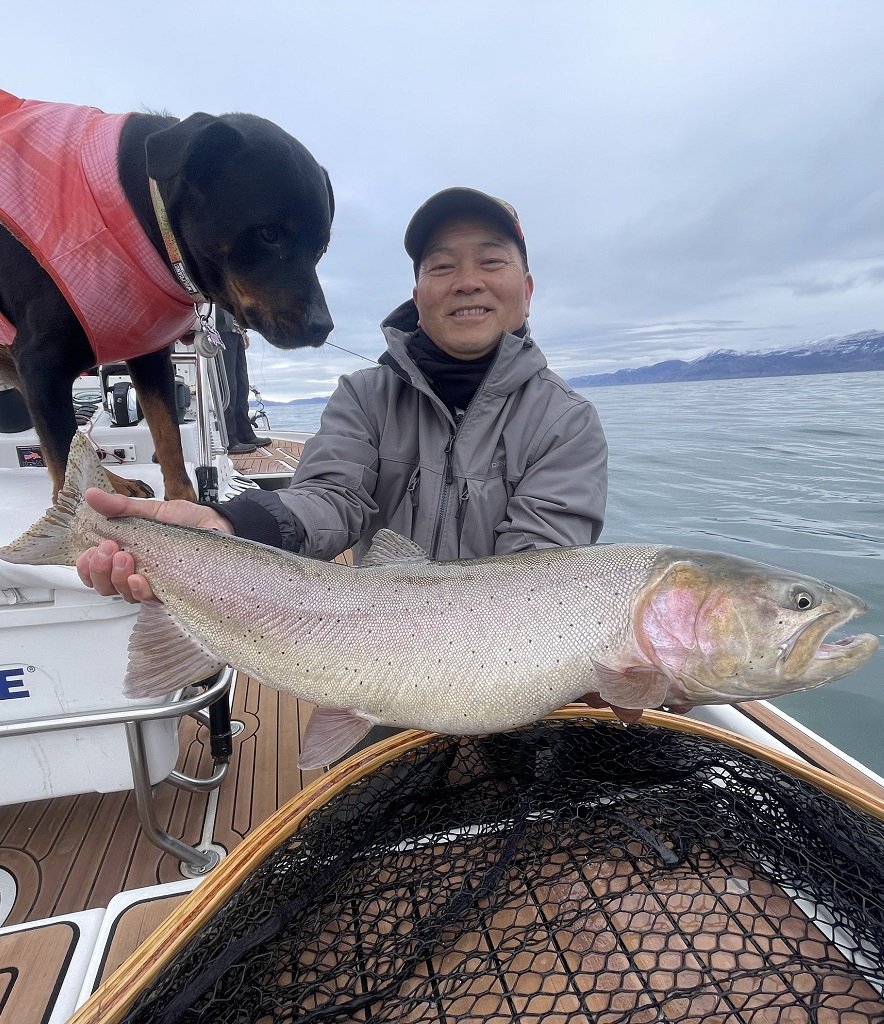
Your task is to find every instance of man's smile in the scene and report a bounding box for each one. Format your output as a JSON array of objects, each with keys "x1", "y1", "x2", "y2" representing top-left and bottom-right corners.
[{"x1": 452, "y1": 306, "x2": 491, "y2": 317}]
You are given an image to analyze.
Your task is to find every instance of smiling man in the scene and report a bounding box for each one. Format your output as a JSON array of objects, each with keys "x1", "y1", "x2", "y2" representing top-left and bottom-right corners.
[
  {"x1": 78, "y1": 187, "x2": 607, "y2": 578},
  {"x1": 181, "y1": 186, "x2": 608, "y2": 565}
]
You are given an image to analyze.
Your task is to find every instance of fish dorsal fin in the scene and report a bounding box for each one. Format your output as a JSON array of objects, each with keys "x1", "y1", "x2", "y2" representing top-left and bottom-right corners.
[
  {"x1": 63, "y1": 429, "x2": 116, "y2": 500},
  {"x1": 362, "y1": 529, "x2": 430, "y2": 567},
  {"x1": 124, "y1": 600, "x2": 225, "y2": 699}
]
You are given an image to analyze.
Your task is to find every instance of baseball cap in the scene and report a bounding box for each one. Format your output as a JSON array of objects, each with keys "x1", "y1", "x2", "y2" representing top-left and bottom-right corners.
[{"x1": 404, "y1": 187, "x2": 528, "y2": 272}]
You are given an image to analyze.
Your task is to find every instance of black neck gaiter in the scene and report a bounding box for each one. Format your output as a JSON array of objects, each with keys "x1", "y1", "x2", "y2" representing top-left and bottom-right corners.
[{"x1": 407, "y1": 323, "x2": 527, "y2": 415}]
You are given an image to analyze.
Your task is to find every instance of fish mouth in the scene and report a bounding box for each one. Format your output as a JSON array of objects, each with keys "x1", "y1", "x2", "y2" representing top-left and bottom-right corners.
[
  {"x1": 812, "y1": 632, "x2": 879, "y2": 659},
  {"x1": 778, "y1": 605, "x2": 879, "y2": 685}
]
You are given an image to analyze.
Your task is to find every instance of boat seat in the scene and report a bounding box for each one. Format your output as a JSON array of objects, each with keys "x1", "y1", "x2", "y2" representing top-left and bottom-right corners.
[{"x1": 0, "y1": 909, "x2": 103, "y2": 1024}]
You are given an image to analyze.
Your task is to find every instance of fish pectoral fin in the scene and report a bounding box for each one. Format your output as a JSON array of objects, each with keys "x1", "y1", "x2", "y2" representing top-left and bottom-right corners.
[
  {"x1": 590, "y1": 658, "x2": 672, "y2": 710},
  {"x1": 361, "y1": 529, "x2": 429, "y2": 567},
  {"x1": 124, "y1": 600, "x2": 226, "y2": 699},
  {"x1": 299, "y1": 707, "x2": 375, "y2": 770}
]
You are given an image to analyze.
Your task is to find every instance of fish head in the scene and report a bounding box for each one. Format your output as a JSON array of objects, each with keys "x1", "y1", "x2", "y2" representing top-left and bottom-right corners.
[{"x1": 635, "y1": 550, "x2": 879, "y2": 704}]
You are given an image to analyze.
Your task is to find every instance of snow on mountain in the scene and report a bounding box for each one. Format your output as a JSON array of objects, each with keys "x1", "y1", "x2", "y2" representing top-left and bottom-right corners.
[{"x1": 568, "y1": 331, "x2": 884, "y2": 388}]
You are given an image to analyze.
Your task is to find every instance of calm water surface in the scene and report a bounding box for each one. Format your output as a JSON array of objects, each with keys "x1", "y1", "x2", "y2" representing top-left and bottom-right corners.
[{"x1": 263, "y1": 372, "x2": 884, "y2": 775}]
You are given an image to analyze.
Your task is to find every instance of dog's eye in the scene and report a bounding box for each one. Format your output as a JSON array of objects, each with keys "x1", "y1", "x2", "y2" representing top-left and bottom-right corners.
[{"x1": 259, "y1": 226, "x2": 280, "y2": 244}]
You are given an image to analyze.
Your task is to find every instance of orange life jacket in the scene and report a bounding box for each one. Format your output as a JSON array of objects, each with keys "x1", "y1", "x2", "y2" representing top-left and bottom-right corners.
[{"x1": 0, "y1": 90, "x2": 197, "y2": 363}]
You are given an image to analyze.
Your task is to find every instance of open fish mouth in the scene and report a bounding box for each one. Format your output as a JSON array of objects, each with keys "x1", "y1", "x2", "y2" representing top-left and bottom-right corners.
[
  {"x1": 777, "y1": 602, "x2": 878, "y2": 684},
  {"x1": 813, "y1": 632, "x2": 879, "y2": 659}
]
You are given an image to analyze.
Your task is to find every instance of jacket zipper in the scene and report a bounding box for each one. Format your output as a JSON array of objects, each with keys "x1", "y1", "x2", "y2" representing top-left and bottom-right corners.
[
  {"x1": 428, "y1": 345, "x2": 504, "y2": 557},
  {"x1": 407, "y1": 469, "x2": 421, "y2": 513},
  {"x1": 455, "y1": 482, "x2": 470, "y2": 522},
  {"x1": 429, "y1": 435, "x2": 455, "y2": 557}
]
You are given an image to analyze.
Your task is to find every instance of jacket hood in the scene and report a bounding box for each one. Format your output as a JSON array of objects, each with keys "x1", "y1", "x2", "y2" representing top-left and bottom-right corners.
[{"x1": 379, "y1": 299, "x2": 547, "y2": 399}]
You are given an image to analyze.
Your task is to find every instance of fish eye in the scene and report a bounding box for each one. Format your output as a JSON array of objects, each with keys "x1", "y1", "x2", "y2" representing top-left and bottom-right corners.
[{"x1": 789, "y1": 586, "x2": 818, "y2": 611}]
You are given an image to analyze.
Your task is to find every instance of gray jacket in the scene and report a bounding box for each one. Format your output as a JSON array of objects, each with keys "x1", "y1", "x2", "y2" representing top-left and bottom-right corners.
[{"x1": 224, "y1": 301, "x2": 607, "y2": 563}]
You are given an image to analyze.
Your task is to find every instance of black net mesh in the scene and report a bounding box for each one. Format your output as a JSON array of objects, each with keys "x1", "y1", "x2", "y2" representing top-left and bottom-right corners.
[{"x1": 125, "y1": 718, "x2": 884, "y2": 1023}]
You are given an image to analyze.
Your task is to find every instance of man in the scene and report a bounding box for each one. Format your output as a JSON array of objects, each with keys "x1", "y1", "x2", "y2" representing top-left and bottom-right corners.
[
  {"x1": 216, "y1": 307, "x2": 271, "y2": 455},
  {"x1": 78, "y1": 187, "x2": 607, "y2": 598}
]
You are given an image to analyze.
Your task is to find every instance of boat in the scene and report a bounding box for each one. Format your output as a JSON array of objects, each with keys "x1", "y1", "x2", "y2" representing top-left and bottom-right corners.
[{"x1": 0, "y1": 347, "x2": 882, "y2": 1023}]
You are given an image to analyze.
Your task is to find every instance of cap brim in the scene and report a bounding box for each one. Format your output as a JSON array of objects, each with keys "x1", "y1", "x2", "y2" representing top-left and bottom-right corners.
[{"x1": 404, "y1": 187, "x2": 526, "y2": 265}]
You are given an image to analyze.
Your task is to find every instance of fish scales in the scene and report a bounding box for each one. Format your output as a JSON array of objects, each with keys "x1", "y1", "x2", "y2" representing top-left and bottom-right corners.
[{"x1": 88, "y1": 503, "x2": 662, "y2": 733}]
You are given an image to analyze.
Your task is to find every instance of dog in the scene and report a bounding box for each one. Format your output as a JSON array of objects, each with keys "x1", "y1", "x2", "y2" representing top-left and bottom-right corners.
[{"x1": 0, "y1": 90, "x2": 334, "y2": 501}]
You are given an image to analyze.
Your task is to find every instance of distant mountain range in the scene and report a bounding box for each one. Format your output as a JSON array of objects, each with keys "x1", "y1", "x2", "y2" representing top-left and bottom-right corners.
[
  {"x1": 255, "y1": 330, "x2": 884, "y2": 406},
  {"x1": 567, "y1": 330, "x2": 884, "y2": 388},
  {"x1": 255, "y1": 395, "x2": 329, "y2": 407}
]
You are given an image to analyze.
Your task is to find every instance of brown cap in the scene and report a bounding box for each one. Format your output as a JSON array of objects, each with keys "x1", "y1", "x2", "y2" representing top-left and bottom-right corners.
[{"x1": 404, "y1": 187, "x2": 528, "y2": 272}]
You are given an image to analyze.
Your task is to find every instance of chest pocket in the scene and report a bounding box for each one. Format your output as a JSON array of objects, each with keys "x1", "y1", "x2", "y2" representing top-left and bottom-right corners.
[{"x1": 456, "y1": 457, "x2": 510, "y2": 558}]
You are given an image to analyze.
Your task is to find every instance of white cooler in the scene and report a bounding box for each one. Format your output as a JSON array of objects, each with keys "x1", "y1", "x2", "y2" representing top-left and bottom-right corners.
[{"x1": 0, "y1": 465, "x2": 180, "y2": 803}]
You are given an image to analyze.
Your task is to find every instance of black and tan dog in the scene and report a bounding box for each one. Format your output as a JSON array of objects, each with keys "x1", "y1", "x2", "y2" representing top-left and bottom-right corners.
[{"x1": 0, "y1": 90, "x2": 333, "y2": 500}]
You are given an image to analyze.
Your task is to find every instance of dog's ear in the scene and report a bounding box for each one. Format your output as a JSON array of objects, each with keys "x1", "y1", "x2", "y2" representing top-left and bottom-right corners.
[
  {"x1": 145, "y1": 114, "x2": 244, "y2": 190},
  {"x1": 322, "y1": 167, "x2": 335, "y2": 224}
]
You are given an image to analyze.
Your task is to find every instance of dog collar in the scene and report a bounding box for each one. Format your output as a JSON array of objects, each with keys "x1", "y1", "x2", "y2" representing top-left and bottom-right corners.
[{"x1": 148, "y1": 177, "x2": 206, "y2": 301}]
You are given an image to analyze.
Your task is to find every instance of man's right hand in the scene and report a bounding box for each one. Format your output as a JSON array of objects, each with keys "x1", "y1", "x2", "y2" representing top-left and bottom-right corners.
[{"x1": 75, "y1": 489, "x2": 234, "y2": 603}]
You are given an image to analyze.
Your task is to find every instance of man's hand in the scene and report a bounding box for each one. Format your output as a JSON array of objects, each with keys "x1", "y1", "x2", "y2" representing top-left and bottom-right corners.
[{"x1": 75, "y1": 489, "x2": 234, "y2": 603}]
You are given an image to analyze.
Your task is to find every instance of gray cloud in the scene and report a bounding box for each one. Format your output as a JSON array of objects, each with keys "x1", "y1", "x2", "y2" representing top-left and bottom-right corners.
[
  {"x1": 5, "y1": 0, "x2": 884, "y2": 399},
  {"x1": 789, "y1": 264, "x2": 884, "y2": 297}
]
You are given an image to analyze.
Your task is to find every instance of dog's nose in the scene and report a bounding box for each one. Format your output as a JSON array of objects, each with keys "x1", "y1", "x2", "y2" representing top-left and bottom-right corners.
[{"x1": 305, "y1": 312, "x2": 333, "y2": 347}]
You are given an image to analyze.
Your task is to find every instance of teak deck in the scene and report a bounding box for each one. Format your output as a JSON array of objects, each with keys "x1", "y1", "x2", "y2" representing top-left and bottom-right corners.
[{"x1": 228, "y1": 436, "x2": 304, "y2": 478}]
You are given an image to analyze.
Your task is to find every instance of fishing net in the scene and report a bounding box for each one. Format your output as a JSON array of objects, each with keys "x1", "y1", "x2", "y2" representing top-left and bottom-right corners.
[{"x1": 122, "y1": 717, "x2": 884, "y2": 1023}]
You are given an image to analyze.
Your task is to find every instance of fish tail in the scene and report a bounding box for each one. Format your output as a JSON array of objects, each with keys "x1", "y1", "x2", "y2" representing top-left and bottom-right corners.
[{"x1": 0, "y1": 431, "x2": 114, "y2": 566}]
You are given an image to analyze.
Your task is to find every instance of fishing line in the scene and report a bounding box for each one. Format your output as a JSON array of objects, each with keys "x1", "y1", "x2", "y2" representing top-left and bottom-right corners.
[{"x1": 323, "y1": 341, "x2": 380, "y2": 365}]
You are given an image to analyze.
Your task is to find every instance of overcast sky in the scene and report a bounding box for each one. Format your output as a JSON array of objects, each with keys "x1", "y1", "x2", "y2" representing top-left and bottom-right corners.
[{"x1": 6, "y1": 1, "x2": 884, "y2": 400}]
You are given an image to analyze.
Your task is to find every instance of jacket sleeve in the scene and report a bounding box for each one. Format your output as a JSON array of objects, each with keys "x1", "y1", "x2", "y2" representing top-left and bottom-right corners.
[
  {"x1": 208, "y1": 373, "x2": 380, "y2": 560},
  {"x1": 269, "y1": 374, "x2": 382, "y2": 560},
  {"x1": 495, "y1": 398, "x2": 608, "y2": 554}
]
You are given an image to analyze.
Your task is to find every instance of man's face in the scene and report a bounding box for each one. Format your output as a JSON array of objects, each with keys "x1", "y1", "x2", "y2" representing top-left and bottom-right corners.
[{"x1": 413, "y1": 215, "x2": 534, "y2": 360}]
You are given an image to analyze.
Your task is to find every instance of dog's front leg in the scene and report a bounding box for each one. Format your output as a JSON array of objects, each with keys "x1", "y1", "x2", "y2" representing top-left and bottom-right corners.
[
  {"x1": 12, "y1": 338, "x2": 83, "y2": 501},
  {"x1": 126, "y1": 347, "x2": 197, "y2": 502}
]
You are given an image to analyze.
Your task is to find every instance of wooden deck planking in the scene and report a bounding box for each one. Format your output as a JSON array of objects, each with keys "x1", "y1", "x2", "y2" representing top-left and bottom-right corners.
[
  {"x1": 227, "y1": 437, "x2": 304, "y2": 478},
  {"x1": 0, "y1": 920, "x2": 81, "y2": 1024},
  {"x1": 0, "y1": 675, "x2": 316, "y2": 927},
  {"x1": 93, "y1": 893, "x2": 191, "y2": 992}
]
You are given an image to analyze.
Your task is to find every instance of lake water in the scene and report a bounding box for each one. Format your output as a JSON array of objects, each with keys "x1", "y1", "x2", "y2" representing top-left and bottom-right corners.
[{"x1": 260, "y1": 372, "x2": 884, "y2": 775}]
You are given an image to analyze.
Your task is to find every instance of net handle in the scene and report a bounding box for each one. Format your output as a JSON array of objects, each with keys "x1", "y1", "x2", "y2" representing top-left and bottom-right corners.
[{"x1": 67, "y1": 707, "x2": 884, "y2": 1024}]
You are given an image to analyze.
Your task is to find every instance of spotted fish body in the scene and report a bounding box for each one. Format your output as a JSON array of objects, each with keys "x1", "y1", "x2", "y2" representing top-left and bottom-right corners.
[
  {"x1": 141, "y1": 533, "x2": 662, "y2": 733},
  {"x1": 1, "y1": 432, "x2": 877, "y2": 769}
]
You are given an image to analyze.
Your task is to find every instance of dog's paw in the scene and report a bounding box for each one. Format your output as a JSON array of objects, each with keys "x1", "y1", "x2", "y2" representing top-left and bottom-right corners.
[{"x1": 106, "y1": 472, "x2": 155, "y2": 499}]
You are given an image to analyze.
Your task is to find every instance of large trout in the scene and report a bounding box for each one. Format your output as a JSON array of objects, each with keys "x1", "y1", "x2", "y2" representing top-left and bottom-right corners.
[{"x1": 1, "y1": 432, "x2": 878, "y2": 768}]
